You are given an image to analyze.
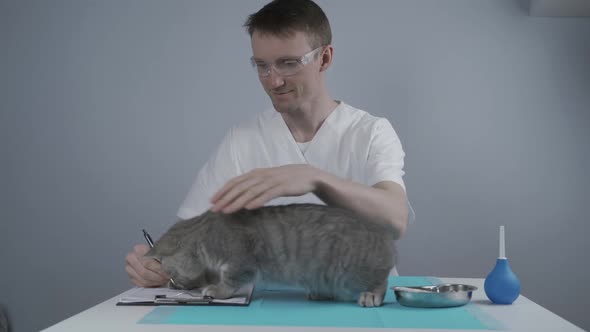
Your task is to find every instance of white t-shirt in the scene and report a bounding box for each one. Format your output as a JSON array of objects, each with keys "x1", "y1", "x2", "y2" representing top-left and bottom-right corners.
[{"x1": 178, "y1": 101, "x2": 407, "y2": 220}]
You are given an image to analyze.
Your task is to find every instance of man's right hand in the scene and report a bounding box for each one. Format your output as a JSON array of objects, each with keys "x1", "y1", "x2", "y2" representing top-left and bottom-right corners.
[{"x1": 125, "y1": 244, "x2": 170, "y2": 287}]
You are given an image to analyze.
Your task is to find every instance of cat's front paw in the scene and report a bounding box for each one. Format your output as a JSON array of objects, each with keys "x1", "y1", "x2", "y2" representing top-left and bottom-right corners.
[
  {"x1": 357, "y1": 291, "x2": 385, "y2": 307},
  {"x1": 201, "y1": 285, "x2": 235, "y2": 299}
]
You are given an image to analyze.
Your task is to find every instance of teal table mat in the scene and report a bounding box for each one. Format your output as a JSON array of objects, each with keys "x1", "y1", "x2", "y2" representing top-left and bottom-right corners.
[{"x1": 139, "y1": 276, "x2": 501, "y2": 329}]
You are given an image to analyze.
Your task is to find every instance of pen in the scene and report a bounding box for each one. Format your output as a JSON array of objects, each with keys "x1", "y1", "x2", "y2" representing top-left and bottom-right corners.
[
  {"x1": 142, "y1": 229, "x2": 178, "y2": 287},
  {"x1": 142, "y1": 229, "x2": 154, "y2": 247}
]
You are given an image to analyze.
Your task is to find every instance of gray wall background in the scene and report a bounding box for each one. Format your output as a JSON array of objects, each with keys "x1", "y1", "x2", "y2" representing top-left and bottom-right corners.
[{"x1": 1, "y1": 0, "x2": 589, "y2": 331}]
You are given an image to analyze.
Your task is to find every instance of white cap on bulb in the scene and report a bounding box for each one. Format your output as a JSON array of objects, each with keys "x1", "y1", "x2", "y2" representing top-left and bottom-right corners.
[{"x1": 499, "y1": 225, "x2": 506, "y2": 259}]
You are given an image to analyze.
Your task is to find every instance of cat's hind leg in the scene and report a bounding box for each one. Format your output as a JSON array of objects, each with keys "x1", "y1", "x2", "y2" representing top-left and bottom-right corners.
[{"x1": 357, "y1": 279, "x2": 388, "y2": 307}]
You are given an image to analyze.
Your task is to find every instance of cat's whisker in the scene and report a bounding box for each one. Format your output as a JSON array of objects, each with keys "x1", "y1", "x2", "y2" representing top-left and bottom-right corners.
[{"x1": 179, "y1": 291, "x2": 206, "y2": 298}]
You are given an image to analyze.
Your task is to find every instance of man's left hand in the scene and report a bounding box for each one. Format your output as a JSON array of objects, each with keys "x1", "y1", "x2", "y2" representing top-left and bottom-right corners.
[{"x1": 210, "y1": 164, "x2": 320, "y2": 214}]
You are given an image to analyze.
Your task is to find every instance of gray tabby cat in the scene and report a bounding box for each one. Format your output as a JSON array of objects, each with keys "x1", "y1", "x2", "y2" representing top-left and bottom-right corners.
[{"x1": 146, "y1": 203, "x2": 396, "y2": 307}]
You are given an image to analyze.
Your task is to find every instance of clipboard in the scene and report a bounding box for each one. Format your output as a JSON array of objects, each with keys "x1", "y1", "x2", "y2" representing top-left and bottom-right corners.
[{"x1": 116, "y1": 283, "x2": 255, "y2": 306}]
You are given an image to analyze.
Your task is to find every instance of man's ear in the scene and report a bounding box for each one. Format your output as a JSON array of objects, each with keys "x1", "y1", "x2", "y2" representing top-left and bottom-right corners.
[{"x1": 319, "y1": 45, "x2": 334, "y2": 72}]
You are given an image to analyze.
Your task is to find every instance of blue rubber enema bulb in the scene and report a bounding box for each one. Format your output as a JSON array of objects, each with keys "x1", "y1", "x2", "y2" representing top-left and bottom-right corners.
[{"x1": 484, "y1": 226, "x2": 521, "y2": 304}]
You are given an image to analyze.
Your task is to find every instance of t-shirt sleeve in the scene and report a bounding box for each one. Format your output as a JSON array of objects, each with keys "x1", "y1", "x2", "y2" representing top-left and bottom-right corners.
[
  {"x1": 177, "y1": 127, "x2": 240, "y2": 220},
  {"x1": 365, "y1": 118, "x2": 406, "y2": 191}
]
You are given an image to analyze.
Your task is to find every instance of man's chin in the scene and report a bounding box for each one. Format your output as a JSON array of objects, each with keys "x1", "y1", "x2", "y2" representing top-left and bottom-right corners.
[
  {"x1": 271, "y1": 101, "x2": 295, "y2": 114},
  {"x1": 273, "y1": 106, "x2": 289, "y2": 114}
]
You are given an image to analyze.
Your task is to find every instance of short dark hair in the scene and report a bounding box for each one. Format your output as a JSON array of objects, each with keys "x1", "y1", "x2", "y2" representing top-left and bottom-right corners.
[{"x1": 244, "y1": 0, "x2": 332, "y2": 49}]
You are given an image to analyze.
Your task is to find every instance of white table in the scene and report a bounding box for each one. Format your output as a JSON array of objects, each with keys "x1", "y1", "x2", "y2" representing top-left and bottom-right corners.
[{"x1": 42, "y1": 278, "x2": 583, "y2": 332}]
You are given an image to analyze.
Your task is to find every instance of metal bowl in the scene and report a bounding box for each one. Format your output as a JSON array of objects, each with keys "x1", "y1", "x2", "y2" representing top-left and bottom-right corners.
[{"x1": 392, "y1": 284, "x2": 478, "y2": 308}]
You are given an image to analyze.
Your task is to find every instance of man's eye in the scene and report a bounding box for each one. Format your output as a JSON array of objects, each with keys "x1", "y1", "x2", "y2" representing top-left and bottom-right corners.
[{"x1": 278, "y1": 60, "x2": 300, "y2": 69}]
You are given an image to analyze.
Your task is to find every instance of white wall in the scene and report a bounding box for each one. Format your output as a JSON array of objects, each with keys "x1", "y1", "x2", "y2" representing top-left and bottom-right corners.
[{"x1": 1, "y1": 1, "x2": 589, "y2": 331}]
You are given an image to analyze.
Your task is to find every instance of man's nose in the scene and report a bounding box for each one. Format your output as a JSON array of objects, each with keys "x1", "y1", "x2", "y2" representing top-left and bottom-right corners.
[{"x1": 268, "y1": 67, "x2": 285, "y2": 88}]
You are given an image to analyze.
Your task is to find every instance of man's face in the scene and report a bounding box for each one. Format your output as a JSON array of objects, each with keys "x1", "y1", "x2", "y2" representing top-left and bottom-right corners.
[{"x1": 250, "y1": 31, "x2": 323, "y2": 114}]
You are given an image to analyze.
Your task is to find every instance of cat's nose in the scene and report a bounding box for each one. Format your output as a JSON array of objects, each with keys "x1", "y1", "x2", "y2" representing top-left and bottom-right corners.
[
  {"x1": 169, "y1": 277, "x2": 179, "y2": 288},
  {"x1": 168, "y1": 279, "x2": 181, "y2": 289}
]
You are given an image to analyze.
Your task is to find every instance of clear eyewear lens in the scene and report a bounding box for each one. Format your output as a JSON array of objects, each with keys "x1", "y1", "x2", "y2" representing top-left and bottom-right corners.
[{"x1": 250, "y1": 46, "x2": 323, "y2": 77}]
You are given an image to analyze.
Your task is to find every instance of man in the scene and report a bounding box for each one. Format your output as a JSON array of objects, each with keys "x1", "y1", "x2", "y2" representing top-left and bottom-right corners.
[{"x1": 125, "y1": 0, "x2": 409, "y2": 288}]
